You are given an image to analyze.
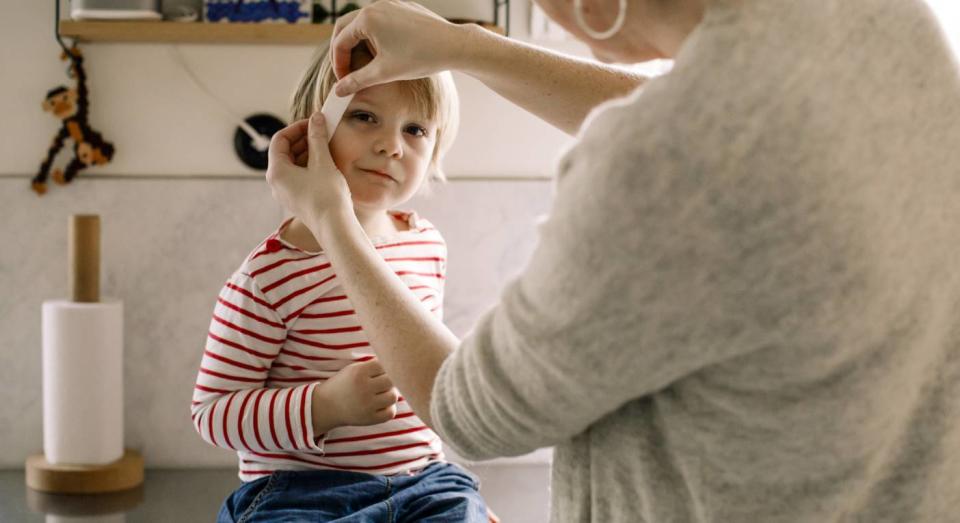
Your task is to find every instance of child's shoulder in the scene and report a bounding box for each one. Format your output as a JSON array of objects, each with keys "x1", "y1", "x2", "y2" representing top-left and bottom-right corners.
[
  {"x1": 387, "y1": 209, "x2": 442, "y2": 239},
  {"x1": 235, "y1": 212, "x2": 445, "y2": 279},
  {"x1": 236, "y1": 218, "x2": 313, "y2": 277}
]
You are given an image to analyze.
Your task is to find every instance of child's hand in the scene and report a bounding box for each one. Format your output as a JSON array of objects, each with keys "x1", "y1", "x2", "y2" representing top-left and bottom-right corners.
[
  {"x1": 312, "y1": 359, "x2": 399, "y2": 432},
  {"x1": 266, "y1": 112, "x2": 352, "y2": 231}
]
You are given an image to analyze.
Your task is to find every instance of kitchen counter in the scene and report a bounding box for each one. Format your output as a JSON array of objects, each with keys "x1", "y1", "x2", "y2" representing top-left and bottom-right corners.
[{"x1": 0, "y1": 464, "x2": 550, "y2": 522}]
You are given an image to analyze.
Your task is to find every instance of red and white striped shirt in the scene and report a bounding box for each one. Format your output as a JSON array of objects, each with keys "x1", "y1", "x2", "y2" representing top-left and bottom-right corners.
[{"x1": 191, "y1": 211, "x2": 447, "y2": 481}]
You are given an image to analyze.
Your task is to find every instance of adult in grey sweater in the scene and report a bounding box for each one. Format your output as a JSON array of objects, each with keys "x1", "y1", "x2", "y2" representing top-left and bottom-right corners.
[{"x1": 266, "y1": 0, "x2": 960, "y2": 521}]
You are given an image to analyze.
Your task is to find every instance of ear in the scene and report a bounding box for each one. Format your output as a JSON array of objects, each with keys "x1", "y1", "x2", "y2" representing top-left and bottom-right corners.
[{"x1": 429, "y1": 163, "x2": 446, "y2": 184}]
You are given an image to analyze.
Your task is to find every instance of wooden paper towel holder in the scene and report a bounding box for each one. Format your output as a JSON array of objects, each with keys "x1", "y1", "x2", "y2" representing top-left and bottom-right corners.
[
  {"x1": 26, "y1": 450, "x2": 144, "y2": 494},
  {"x1": 26, "y1": 215, "x2": 144, "y2": 494}
]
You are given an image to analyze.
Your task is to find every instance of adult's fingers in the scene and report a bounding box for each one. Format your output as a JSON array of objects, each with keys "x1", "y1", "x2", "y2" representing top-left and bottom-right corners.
[
  {"x1": 335, "y1": 64, "x2": 385, "y2": 97},
  {"x1": 306, "y1": 111, "x2": 331, "y2": 169},
  {"x1": 268, "y1": 118, "x2": 309, "y2": 164},
  {"x1": 331, "y1": 10, "x2": 367, "y2": 82},
  {"x1": 291, "y1": 135, "x2": 308, "y2": 156},
  {"x1": 331, "y1": 9, "x2": 361, "y2": 44},
  {"x1": 291, "y1": 135, "x2": 308, "y2": 166}
]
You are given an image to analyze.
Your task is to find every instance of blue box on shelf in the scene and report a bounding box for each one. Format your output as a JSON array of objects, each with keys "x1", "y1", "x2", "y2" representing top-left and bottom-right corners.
[{"x1": 204, "y1": 0, "x2": 312, "y2": 24}]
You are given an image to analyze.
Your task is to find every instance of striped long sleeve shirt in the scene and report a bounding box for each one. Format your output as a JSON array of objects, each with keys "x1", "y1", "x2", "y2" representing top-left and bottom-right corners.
[{"x1": 191, "y1": 211, "x2": 446, "y2": 481}]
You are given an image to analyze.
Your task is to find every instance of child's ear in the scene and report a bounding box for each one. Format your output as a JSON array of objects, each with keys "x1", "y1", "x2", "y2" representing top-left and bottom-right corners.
[{"x1": 428, "y1": 161, "x2": 446, "y2": 183}]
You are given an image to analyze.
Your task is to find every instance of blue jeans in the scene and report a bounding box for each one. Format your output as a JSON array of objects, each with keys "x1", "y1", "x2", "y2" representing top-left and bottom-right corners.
[{"x1": 217, "y1": 462, "x2": 487, "y2": 522}]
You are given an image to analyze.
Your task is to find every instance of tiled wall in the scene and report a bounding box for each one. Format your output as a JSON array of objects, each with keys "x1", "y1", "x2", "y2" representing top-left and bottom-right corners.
[{"x1": 0, "y1": 176, "x2": 553, "y2": 468}]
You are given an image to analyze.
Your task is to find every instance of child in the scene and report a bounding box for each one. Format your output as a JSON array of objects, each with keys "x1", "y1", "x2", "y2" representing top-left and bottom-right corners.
[{"x1": 191, "y1": 41, "x2": 491, "y2": 521}]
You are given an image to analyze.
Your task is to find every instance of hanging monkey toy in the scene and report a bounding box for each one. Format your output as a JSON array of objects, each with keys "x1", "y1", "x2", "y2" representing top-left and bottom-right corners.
[{"x1": 32, "y1": 45, "x2": 115, "y2": 195}]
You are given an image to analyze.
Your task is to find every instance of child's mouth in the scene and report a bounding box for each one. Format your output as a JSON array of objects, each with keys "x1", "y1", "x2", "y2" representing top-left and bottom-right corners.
[{"x1": 360, "y1": 169, "x2": 395, "y2": 182}]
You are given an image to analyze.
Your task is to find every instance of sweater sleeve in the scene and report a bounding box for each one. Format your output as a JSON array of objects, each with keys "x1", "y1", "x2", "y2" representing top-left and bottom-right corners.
[
  {"x1": 190, "y1": 270, "x2": 325, "y2": 453},
  {"x1": 430, "y1": 97, "x2": 797, "y2": 460},
  {"x1": 434, "y1": 233, "x2": 447, "y2": 321}
]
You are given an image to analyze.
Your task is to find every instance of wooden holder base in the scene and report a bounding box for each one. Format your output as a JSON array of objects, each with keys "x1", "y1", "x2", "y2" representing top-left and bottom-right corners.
[{"x1": 26, "y1": 449, "x2": 144, "y2": 494}]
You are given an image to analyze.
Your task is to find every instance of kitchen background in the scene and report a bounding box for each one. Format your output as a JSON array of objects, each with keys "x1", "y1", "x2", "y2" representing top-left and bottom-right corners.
[
  {"x1": 1, "y1": 0, "x2": 957, "y2": 521},
  {"x1": 1, "y1": 0, "x2": 587, "y2": 470}
]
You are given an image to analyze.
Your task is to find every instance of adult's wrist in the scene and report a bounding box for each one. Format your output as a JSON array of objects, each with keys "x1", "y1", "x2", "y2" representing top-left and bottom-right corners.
[
  {"x1": 305, "y1": 202, "x2": 355, "y2": 244},
  {"x1": 449, "y1": 22, "x2": 500, "y2": 76}
]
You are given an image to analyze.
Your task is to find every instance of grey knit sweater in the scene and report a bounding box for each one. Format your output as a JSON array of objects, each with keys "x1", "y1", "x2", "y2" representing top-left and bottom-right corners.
[{"x1": 431, "y1": 0, "x2": 960, "y2": 521}]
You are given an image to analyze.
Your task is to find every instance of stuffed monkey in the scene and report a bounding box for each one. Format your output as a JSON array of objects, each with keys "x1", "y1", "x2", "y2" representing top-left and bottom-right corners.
[{"x1": 33, "y1": 46, "x2": 115, "y2": 195}]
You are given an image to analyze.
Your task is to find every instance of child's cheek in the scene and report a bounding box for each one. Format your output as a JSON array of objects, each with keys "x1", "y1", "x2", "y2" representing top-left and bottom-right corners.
[{"x1": 328, "y1": 134, "x2": 352, "y2": 174}]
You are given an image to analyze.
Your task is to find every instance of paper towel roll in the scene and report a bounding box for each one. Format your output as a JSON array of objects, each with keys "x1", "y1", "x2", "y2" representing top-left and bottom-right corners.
[{"x1": 42, "y1": 299, "x2": 124, "y2": 465}]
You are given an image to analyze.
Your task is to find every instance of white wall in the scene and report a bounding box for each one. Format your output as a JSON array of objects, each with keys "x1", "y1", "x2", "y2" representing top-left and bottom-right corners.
[
  {"x1": 0, "y1": 176, "x2": 556, "y2": 468},
  {"x1": 1, "y1": 0, "x2": 584, "y2": 179}
]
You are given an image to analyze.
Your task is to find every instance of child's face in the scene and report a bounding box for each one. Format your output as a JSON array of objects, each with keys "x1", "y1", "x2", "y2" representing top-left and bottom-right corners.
[{"x1": 328, "y1": 82, "x2": 438, "y2": 212}]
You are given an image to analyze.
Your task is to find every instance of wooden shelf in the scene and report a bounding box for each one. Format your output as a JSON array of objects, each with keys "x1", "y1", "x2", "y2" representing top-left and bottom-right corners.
[{"x1": 59, "y1": 20, "x2": 503, "y2": 46}]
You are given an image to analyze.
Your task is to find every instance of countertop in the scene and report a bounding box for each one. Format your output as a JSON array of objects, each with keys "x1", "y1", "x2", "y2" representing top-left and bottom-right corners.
[{"x1": 0, "y1": 465, "x2": 550, "y2": 522}]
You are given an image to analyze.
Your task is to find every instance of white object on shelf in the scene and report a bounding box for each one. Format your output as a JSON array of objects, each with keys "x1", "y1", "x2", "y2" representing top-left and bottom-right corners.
[
  {"x1": 71, "y1": 9, "x2": 162, "y2": 20},
  {"x1": 71, "y1": 0, "x2": 162, "y2": 20}
]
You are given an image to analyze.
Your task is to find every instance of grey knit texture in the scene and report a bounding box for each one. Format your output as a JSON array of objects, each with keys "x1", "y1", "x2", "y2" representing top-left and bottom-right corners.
[{"x1": 432, "y1": 0, "x2": 960, "y2": 521}]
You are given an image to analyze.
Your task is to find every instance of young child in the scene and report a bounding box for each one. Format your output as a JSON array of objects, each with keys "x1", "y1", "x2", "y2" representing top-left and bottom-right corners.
[{"x1": 191, "y1": 42, "x2": 491, "y2": 521}]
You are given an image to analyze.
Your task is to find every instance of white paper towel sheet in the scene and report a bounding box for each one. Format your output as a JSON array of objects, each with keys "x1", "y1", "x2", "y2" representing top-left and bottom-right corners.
[{"x1": 42, "y1": 299, "x2": 124, "y2": 465}]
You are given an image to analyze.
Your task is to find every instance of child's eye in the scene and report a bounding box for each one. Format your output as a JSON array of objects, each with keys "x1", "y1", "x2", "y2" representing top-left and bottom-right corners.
[
  {"x1": 351, "y1": 111, "x2": 376, "y2": 123},
  {"x1": 405, "y1": 125, "x2": 428, "y2": 138}
]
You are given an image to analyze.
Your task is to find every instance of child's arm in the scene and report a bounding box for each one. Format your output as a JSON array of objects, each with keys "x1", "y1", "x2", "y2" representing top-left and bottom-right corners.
[
  {"x1": 310, "y1": 358, "x2": 399, "y2": 434},
  {"x1": 190, "y1": 271, "x2": 327, "y2": 453}
]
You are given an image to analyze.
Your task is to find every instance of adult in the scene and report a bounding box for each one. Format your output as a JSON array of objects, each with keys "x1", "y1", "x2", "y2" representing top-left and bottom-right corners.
[{"x1": 266, "y1": 0, "x2": 960, "y2": 521}]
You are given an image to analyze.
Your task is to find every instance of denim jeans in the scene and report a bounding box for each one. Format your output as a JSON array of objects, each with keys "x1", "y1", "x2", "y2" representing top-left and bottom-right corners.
[{"x1": 217, "y1": 462, "x2": 487, "y2": 522}]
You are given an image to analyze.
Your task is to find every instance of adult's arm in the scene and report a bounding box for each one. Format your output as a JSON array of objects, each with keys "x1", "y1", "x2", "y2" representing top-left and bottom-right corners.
[
  {"x1": 307, "y1": 205, "x2": 458, "y2": 429},
  {"x1": 330, "y1": 0, "x2": 646, "y2": 136},
  {"x1": 456, "y1": 24, "x2": 647, "y2": 136},
  {"x1": 427, "y1": 92, "x2": 806, "y2": 460}
]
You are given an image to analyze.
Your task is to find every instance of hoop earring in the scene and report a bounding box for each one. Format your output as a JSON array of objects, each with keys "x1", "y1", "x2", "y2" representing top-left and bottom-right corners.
[{"x1": 573, "y1": 0, "x2": 627, "y2": 40}]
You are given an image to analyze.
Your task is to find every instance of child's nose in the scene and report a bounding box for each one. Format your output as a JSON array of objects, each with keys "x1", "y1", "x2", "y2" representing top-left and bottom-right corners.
[{"x1": 372, "y1": 131, "x2": 403, "y2": 159}]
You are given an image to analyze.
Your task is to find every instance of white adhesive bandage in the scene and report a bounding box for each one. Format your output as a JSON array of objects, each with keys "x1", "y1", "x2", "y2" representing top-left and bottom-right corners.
[{"x1": 320, "y1": 84, "x2": 355, "y2": 143}]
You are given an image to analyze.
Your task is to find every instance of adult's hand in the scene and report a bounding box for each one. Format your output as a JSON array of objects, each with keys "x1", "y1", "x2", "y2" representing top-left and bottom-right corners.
[
  {"x1": 265, "y1": 112, "x2": 351, "y2": 229},
  {"x1": 330, "y1": 0, "x2": 466, "y2": 96}
]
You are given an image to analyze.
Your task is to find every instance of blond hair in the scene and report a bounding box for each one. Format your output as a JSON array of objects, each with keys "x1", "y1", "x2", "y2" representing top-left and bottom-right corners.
[{"x1": 290, "y1": 43, "x2": 459, "y2": 187}]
